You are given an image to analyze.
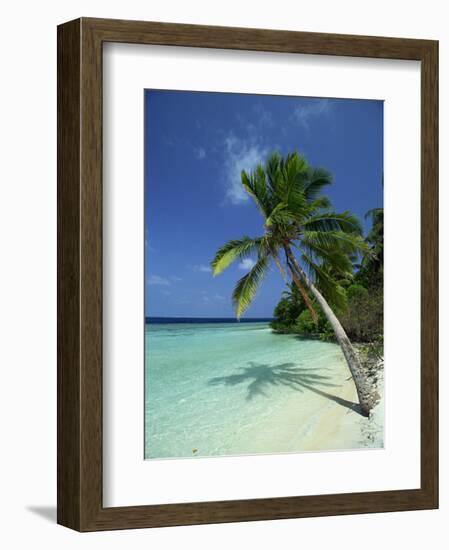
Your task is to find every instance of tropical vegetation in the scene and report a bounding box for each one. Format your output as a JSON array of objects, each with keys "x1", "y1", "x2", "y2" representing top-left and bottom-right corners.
[{"x1": 272, "y1": 208, "x2": 383, "y2": 344}]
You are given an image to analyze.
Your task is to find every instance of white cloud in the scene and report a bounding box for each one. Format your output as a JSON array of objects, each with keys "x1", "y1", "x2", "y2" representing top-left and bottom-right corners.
[
  {"x1": 238, "y1": 258, "x2": 256, "y2": 271},
  {"x1": 253, "y1": 103, "x2": 273, "y2": 126},
  {"x1": 224, "y1": 135, "x2": 268, "y2": 205},
  {"x1": 194, "y1": 146, "x2": 206, "y2": 160},
  {"x1": 170, "y1": 275, "x2": 182, "y2": 282},
  {"x1": 191, "y1": 264, "x2": 212, "y2": 273},
  {"x1": 293, "y1": 99, "x2": 331, "y2": 129},
  {"x1": 147, "y1": 274, "x2": 170, "y2": 286}
]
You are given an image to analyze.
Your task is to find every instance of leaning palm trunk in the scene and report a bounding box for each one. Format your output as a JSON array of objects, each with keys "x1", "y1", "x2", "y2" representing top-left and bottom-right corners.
[
  {"x1": 285, "y1": 257, "x2": 319, "y2": 324},
  {"x1": 285, "y1": 246, "x2": 378, "y2": 417}
]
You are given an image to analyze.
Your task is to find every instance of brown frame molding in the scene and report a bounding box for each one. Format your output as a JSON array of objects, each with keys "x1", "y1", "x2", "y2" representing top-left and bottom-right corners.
[{"x1": 57, "y1": 17, "x2": 438, "y2": 531}]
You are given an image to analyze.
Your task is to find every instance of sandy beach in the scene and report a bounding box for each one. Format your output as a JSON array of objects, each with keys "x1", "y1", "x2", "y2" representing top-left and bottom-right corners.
[{"x1": 213, "y1": 352, "x2": 384, "y2": 456}]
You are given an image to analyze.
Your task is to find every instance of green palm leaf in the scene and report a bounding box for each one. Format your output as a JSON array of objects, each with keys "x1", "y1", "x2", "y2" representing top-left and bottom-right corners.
[
  {"x1": 309, "y1": 196, "x2": 332, "y2": 212},
  {"x1": 265, "y1": 152, "x2": 282, "y2": 197},
  {"x1": 303, "y1": 167, "x2": 333, "y2": 201},
  {"x1": 302, "y1": 230, "x2": 367, "y2": 254},
  {"x1": 302, "y1": 211, "x2": 363, "y2": 234},
  {"x1": 241, "y1": 166, "x2": 273, "y2": 218},
  {"x1": 300, "y1": 252, "x2": 347, "y2": 310},
  {"x1": 232, "y1": 255, "x2": 269, "y2": 319},
  {"x1": 365, "y1": 207, "x2": 383, "y2": 222},
  {"x1": 211, "y1": 237, "x2": 263, "y2": 276},
  {"x1": 264, "y1": 202, "x2": 293, "y2": 227},
  {"x1": 298, "y1": 240, "x2": 353, "y2": 275}
]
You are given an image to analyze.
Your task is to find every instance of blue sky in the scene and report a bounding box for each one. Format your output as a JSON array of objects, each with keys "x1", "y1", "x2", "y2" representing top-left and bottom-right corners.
[{"x1": 144, "y1": 90, "x2": 383, "y2": 318}]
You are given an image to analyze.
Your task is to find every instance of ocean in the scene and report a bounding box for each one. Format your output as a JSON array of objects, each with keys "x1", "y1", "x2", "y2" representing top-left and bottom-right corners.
[{"x1": 144, "y1": 319, "x2": 363, "y2": 459}]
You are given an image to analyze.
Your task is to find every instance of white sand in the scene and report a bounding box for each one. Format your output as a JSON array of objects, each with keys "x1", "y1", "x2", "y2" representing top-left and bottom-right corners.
[
  {"x1": 299, "y1": 360, "x2": 385, "y2": 452},
  {"x1": 249, "y1": 360, "x2": 385, "y2": 454}
]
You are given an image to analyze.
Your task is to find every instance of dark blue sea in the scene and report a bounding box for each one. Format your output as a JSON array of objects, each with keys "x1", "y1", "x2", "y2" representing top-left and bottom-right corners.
[{"x1": 145, "y1": 316, "x2": 273, "y2": 324}]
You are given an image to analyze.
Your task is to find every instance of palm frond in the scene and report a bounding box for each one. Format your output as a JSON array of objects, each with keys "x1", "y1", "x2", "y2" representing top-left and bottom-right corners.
[
  {"x1": 303, "y1": 167, "x2": 333, "y2": 202},
  {"x1": 211, "y1": 236, "x2": 263, "y2": 276},
  {"x1": 300, "y1": 252, "x2": 347, "y2": 310},
  {"x1": 309, "y1": 196, "x2": 332, "y2": 212},
  {"x1": 265, "y1": 152, "x2": 282, "y2": 198},
  {"x1": 284, "y1": 152, "x2": 309, "y2": 197},
  {"x1": 274, "y1": 153, "x2": 309, "y2": 208},
  {"x1": 302, "y1": 230, "x2": 368, "y2": 256},
  {"x1": 298, "y1": 240, "x2": 354, "y2": 276},
  {"x1": 302, "y1": 211, "x2": 363, "y2": 234},
  {"x1": 264, "y1": 202, "x2": 295, "y2": 228},
  {"x1": 232, "y1": 256, "x2": 269, "y2": 319},
  {"x1": 241, "y1": 165, "x2": 273, "y2": 218},
  {"x1": 364, "y1": 207, "x2": 383, "y2": 222}
]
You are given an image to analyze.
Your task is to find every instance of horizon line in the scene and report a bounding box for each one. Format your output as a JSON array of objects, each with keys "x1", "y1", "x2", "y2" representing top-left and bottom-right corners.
[{"x1": 145, "y1": 315, "x2": 273, "y2": 319}]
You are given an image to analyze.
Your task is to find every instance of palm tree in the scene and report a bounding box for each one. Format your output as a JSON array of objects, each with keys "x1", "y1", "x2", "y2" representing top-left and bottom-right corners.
[
  {"x1": 364, "y1": 207, "x2": 384, "y2": 272},
  {"x1": 211, "y1": 151, "x2": 378, "y2": 416},
  {"x1": 355, "y1": 207, "x2": 384, "y2": 289}
]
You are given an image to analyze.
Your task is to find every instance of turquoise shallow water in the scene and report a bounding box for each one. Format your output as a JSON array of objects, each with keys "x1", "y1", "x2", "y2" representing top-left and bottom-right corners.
[{"x1": 144, "y1": 322, "x2": 349, "y2": 459}]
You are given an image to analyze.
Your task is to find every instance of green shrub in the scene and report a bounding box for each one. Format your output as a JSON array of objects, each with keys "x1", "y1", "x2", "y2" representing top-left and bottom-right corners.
[
  {"x1": 319, "y1": 321, "x2": 335, "y2": 342},
  {"x1": 273, "y1": 297, "x2": 304, "y2": 326},
  {"x1": 269, "y1": 320, "x2": 290, "y2": 332},
  {"x1": 346, "y1": 284, "x2": 369, "y2": 301},
  {"x1": 341, "y1": 284, "x2": 383, "y2": 342},
  {"x1": 295, "y1": 310, "x2": 316, "y2": 334}
]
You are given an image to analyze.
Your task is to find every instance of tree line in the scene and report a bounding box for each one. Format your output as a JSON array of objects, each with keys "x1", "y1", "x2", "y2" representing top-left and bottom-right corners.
[{"x1": 270, "y1": 207, "x2": 383, "y2": 345}]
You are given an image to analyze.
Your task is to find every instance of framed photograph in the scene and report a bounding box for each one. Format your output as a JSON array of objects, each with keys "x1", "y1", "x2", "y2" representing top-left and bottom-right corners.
[{"x1": 57, "y1": 17, "x2": 438, "y2": 531}]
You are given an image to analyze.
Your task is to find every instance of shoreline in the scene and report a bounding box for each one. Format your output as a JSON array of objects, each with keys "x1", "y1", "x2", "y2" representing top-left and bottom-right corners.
[{"x1": 274, "y1": 347, "x2": 384, "y2": 454}]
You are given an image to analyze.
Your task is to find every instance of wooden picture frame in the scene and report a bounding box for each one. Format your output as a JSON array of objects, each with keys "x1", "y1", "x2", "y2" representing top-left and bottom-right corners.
[{"x1": 57, "y1": 17, "x2": 438, "y2": 531}]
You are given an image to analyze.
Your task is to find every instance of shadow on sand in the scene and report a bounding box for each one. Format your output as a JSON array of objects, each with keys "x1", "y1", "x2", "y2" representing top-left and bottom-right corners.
[{"x1": 208, "y1": 361, "x2": 362, "y2": 415}]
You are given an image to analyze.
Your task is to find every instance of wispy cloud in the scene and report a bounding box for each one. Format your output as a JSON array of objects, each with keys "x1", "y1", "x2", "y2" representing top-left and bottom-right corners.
[
  {"x1": 293, "y1": 99, "x2": 331, "y2": 129},
  {"x1": 194, "y1": 146, "x2": 206, "y2": 160},
  {"x1": 253, "y1": 103, "x2": 273, "y2": 127},
  {"x1": 224, "y1": 135, "x2": 268, "y2": 205},
  {"x1": 190, "y1": 264, "x2": 212, "y2": 273},
  {"x1": 147, "y1": 274, "x2": 170, "y2": 286},
  {"x1": 202, "y1": 292, "x2": 225, "y2": 303},
  {"x1": 238, "y1": 258, "x2": 256, "y2": 271},
  {"x1": 170, "y1": 275, "x2": 182, "y2": 282}
]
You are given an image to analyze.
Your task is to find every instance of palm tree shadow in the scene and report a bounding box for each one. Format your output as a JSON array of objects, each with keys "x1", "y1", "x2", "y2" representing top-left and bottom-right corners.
[{"x1": 208, "y1": 361, "x2": 362, "y2": 415}]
